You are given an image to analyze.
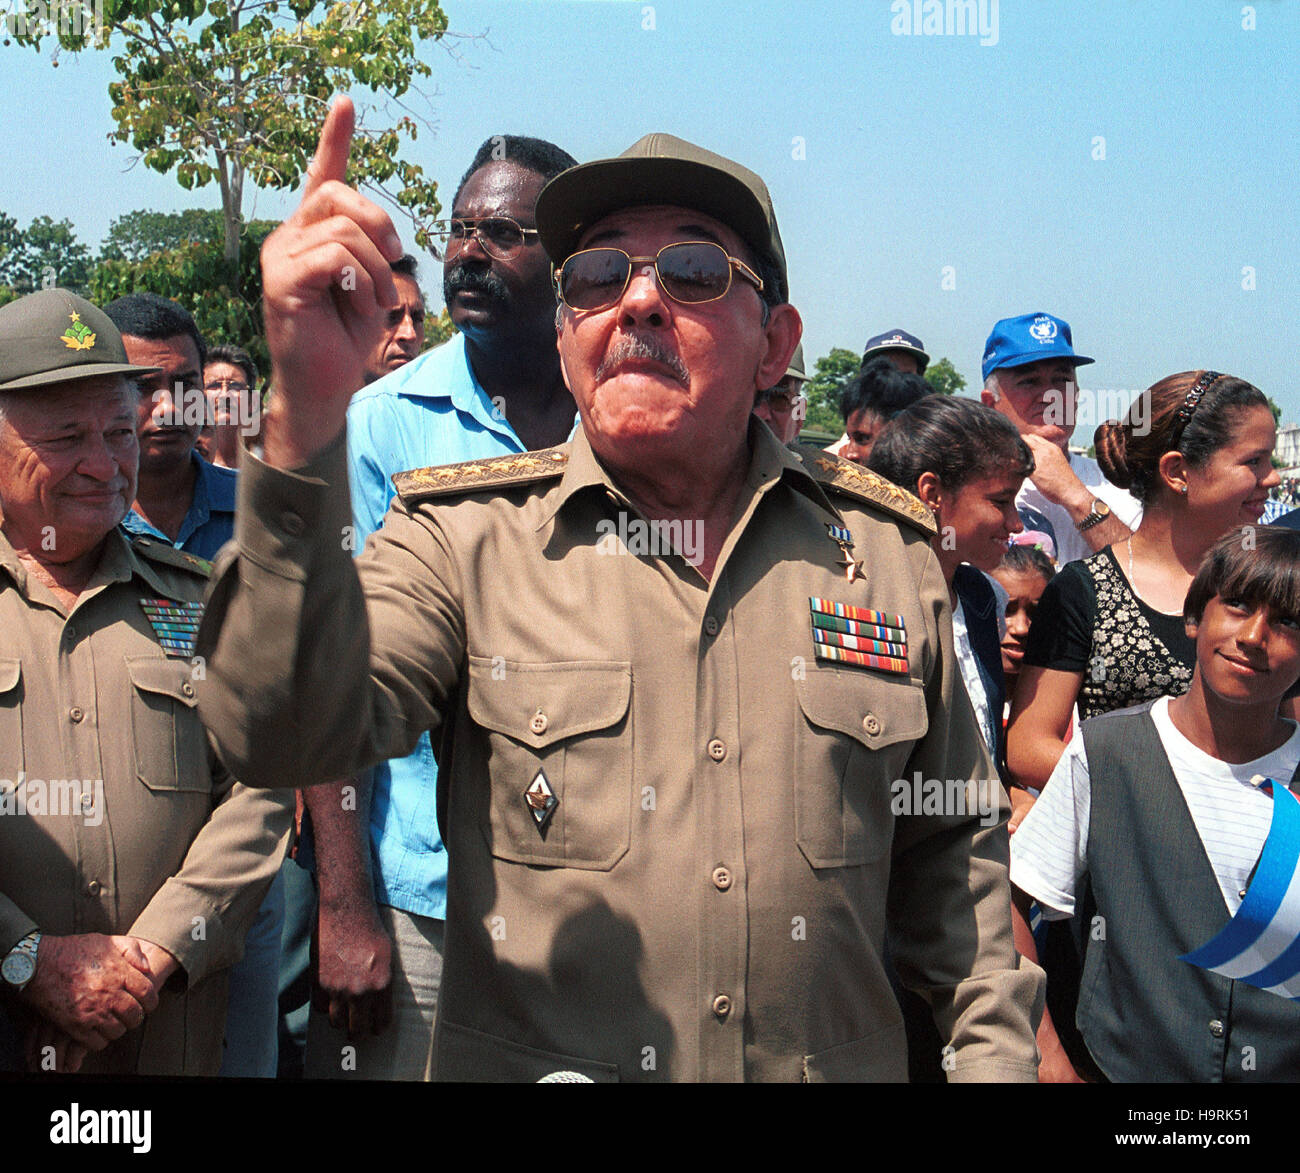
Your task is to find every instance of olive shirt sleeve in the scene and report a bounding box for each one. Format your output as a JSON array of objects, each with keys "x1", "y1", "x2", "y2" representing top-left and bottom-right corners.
[
  {"x1": 887, "y1": 541, "x2": 1045, "y2": 1083},
  {"x1": 0, "y1": 899, "x2": 38, "y2": 957},
  {"x1": 195, "y1": 432, "x2": 461, "y2": 789},
  {"x1": 1021, "y1": 559, "x2": 1097, "y2": 673},
  {"x1": 127, "y1": 744, "x2": 293, "y2": 984}
]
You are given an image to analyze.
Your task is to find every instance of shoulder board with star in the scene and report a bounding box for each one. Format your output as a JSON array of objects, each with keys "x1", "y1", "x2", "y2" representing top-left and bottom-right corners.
[
  {"x1": 393, "y1": 447, "x2": 570, "y2": 506},
  {"x1": 129, "y1": 535, "x2": 213, "y2": 578},
  {"x1": 792, "y1": 445, "x2": 937, "y2": 538}
]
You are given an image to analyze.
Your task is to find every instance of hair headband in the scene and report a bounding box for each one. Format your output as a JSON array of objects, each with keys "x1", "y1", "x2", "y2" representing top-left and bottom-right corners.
[{"x1": 1168, "y1": 369, "x2": 1223, "y2": 450}]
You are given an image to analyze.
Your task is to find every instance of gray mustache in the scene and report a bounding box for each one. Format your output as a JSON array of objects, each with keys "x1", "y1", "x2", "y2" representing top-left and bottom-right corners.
[{"x1": 595, "y1": 334, "x2": 689, "y2": 386}]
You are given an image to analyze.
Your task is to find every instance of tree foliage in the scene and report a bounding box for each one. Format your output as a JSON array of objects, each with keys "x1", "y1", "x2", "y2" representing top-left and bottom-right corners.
[
  {"x1": 923, "y1": 356, "x2": 965, "y2": 397},
  {"x1": 0, "y1": 213, "x2": 94, "y2": 294},
  {"x1": 88, "y1": 219, "x2": 280, "y2": 375},
  {"x1": 100, "y1": 208, "x2": 225, "y2": 262},
  {"x1": 10, "y1": 0, "x2": 452, "y2": 264},
  {"x1": 803, "y1": 347, "x2": 860, "y2": 435}
]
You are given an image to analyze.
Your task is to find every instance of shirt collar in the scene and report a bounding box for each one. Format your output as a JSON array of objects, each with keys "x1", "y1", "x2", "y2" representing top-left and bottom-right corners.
[
  {"x1": 537, "y1": 417, "x2": 843, "y2": 530},
  {"x1": 0, "y1": 525, "x2": 179, "y2": 607}
]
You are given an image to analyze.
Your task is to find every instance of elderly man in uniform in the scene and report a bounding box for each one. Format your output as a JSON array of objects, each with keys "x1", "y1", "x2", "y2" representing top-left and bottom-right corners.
[
  {"x1": 196, "y1": 99, "x2": 1043, "y2": 1081},
  {"x1": 0, "y1": 289, "x2": 291, "y2": 1075}
]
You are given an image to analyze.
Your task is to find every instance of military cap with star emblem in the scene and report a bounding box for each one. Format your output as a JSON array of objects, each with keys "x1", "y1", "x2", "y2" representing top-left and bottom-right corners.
[{"x1": 0, "y1": 287, "x2": 160, "y2": 392}]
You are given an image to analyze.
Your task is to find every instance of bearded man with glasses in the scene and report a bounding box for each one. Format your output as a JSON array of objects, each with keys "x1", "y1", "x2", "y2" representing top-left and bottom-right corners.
[{"x1": 198, "y1": 101, "x2": 1044, "y2": 1082}]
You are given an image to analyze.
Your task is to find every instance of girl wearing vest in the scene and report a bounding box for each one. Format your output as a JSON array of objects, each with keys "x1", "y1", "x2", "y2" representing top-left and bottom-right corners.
[
  {"x1": 1011, "y1": 526, "x2": 1300, "y2": 1081},
  {"x1": 1008, "y1": 371, "x2": 1280, "y2": 819}
]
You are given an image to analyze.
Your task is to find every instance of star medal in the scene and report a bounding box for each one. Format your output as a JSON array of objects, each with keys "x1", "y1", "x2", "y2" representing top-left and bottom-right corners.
[{"x1": 826, "y1": 523, "x2": 863, "y2": 583}]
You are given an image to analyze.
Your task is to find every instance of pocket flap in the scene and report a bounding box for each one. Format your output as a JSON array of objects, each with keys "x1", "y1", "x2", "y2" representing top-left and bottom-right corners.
[
  {"x1": 0, "y1": 658, "x2": 20, "y2": 695},
  {"x1": 796, "y1": 672, "x2": 927, "y2": 749},
  {"x1": 467, "y1": 658, "x2": 631, "y2": 748},
  {"x1": 125, "y1": 655, "x2": 198, "y2": 708}
]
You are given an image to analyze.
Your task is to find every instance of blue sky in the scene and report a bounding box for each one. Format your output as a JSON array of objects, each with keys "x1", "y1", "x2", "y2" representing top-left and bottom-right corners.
[{"x1": 2, "y1": 0, "x2": 1296, "y2": 425}]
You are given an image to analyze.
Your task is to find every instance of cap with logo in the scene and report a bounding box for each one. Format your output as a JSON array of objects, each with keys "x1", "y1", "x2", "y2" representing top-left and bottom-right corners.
[
  {"x1": 535, "y1": 132, "x2": 788, "y2": 304},
  {"x1": 862, "y1": 329, "x2": 929, "y2": 373},
  {"x1": 981, "y1": 311, "x2": 1094, "y2": 382},
  {"x1": 0, "y1": 288, "x2": 160, "y2": 392}
]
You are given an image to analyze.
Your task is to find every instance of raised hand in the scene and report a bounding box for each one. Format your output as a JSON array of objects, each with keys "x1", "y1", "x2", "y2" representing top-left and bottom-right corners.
[{"x1": 259, "y1": 96, "x2": 404, "y2": 468}]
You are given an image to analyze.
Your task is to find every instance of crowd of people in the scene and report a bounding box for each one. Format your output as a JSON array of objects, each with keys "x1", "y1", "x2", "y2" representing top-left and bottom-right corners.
[{"x1": 3, "y1": 99, "x2": 1299, "y2": 1083}]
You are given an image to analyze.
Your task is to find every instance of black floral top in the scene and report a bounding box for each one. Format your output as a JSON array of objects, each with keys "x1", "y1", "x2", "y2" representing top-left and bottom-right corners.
[{"x1": 1022, "y1": 546, "x2": 1194, "y2": 721}]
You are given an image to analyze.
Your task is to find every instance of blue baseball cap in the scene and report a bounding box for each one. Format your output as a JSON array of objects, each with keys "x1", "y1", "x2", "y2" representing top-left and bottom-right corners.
[
  {"x1": 862, "y1": 328, "x2": 929, "y2": 372},
  {"x1": 981, "y1": 312, "x2": 1094, "y2": 382}
]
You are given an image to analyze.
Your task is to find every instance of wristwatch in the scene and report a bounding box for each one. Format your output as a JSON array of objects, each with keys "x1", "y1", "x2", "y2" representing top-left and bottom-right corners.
[
  {"x1": 1076, "y1": 498, "x2": 1112, "y2": 532},
  {"x1": 2, "y1": 930, "x2": 40, "y2": 994}
]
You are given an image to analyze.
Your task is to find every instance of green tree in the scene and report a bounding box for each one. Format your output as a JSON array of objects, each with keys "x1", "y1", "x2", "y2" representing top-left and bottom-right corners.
[
  {"x1": 802, "y1": 347, "x2": 860, "y2": 435},
  {"x1": 0, "y1": 214, "x2": 94, "y2": 295},
  {"x1": 100, "y1": 208, "x2": 225, "y2": 262},
  {"x1": 12, "y1": 0, "x2": 451, "y2": 266},
  {"x1": 923, "y1": 357, "x2": 965, "y2": 397},
  {"x1": 88, "y1": 221, "x2": 280, "y2": 376}
]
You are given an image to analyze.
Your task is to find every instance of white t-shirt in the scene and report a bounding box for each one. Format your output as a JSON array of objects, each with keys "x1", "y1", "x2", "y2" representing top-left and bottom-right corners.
[
  {"x1": 1016, "y1": 452, "x2": 1143, "y2": 566},
  {"x1": 1010, "y1": 696, "x2": 1300, "y2": 918}
]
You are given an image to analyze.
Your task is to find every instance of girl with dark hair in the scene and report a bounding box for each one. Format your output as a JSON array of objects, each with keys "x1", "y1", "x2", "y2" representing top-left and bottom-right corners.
[
  {"x1": 869, "y1": 394, "x2": 1034, "y2": 761},
  {"x1": 1008, "y1": 371, "x2": 1279, "y2": 808},
  {"x1": 1011, "y1": 527, "x2": 1300, "y2": 1081},
  {"x1": 990, "y1": 543, "x2": 1056, "y2": 715}
]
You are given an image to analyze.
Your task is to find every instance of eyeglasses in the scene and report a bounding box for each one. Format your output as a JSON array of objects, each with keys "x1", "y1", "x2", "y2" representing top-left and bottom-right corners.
[
  {"x1": 430, "y1": 216, "x2": 540, "y2": 261},
  {"x1": 554, "y1": 241, "x2": 765, "y2": 313},
  {"x1": 204, "y1": 379, "x2": 250, "y2": 394}
]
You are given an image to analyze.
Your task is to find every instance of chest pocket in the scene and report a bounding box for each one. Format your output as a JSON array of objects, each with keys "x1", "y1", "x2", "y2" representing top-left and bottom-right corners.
[
  {"x1": 0, "y1": 659, "x2": 22, "y2": 781},
  {"x1": 125, "y1": 656, "x2": 210, "y2": 793},
  {"x1": 792, "y1": 672, "x2": 928, "y2": 868},
  {"x1": 467, "y1": 658, "x2": 632, "y2": 870}
]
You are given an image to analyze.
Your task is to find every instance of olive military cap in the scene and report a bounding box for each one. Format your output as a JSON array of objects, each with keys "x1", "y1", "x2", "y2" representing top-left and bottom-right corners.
[
  {"x1": 0, "y1": 287, "x2": 159, "y2": 391},
  {"x1": 535, "y1": 132, "x2": 789, "y2": 304}
]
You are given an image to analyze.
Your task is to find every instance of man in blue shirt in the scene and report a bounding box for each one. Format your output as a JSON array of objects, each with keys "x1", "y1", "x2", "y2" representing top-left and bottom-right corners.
[
  {"x1": 302, "y1": 135, "x2": 578, "y2": 1080},
  {"x1": 107, "y1": 294, "x2": 288, "y2": 1079}
]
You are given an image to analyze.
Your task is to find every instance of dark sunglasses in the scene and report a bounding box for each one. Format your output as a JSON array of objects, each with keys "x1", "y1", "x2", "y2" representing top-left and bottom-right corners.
[
  {"x1": 554, "y1": 241, "x2": 764, "y2": 313},
  {"x1": 431, "y1": 216, "x2": 540, "y2": 260}
]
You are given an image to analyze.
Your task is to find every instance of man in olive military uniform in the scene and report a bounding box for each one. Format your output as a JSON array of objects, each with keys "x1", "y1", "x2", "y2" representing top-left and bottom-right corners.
[
  {"x1": 0, "y1": 289, "x2": 292, "y2": 1075},
  {"x1": 196, "y1": 99, "x2": 1043, "y2": 1081}
]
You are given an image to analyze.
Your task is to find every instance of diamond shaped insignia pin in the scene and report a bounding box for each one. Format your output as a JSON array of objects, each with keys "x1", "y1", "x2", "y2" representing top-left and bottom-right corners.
[{"x1": 524, "y1": 769, "x2": 558, "y2": 834}]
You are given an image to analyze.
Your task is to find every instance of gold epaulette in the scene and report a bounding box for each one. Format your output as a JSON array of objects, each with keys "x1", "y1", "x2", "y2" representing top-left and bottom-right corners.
[
  {"x1": 393, "y1": 447, "x2": 570, "y2": 505},
  {"x1": 129, "y1": 536, "x2": 213, "y2": 577},
  {"x1": 792, "y1": 444, "x2": 937, "y2": 538}
]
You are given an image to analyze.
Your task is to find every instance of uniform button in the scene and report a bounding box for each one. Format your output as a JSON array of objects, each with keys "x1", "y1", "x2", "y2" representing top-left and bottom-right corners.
[
  {"x1": 64, "y1": 625, "x2": 76, "y2": 643},
  {"x1": 280, "y1": 511, "x2": 305, "y2": 537},
  {"x1": 530, "y1": 711, "x2": 549, "y2": 736},
  {"x1": 86, "y1": 880, "x2": 102, "y2": 896},
  {"x1": 181, "y1": 682, "x2": 195, "y2": 698},
  {"x1": 1209, "y1": 1019, "x2": 1224, "y2": 1038},
  {"x1": 712, "y1": 994, "x2": 732, "y2": 1019},
  {"x1": 703, "y1": 615, "x2": 720, "y2": 637},
  {"x1": 712, "y1": 866, "x2": 732, "y2": 891},
  {"x1": 69, "y1": 707, "x2": 84, "y2": 724},
  {"x1": 707, "y1": 739, "x2": 727, "y2": 762},
  {"x1": 862, "y1": 713, "x2": 881, "y2": 737}
]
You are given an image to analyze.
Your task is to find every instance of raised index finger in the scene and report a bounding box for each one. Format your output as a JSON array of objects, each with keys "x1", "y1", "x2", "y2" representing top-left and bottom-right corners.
[{"x1": 302, "y1": 96, "x2": 356, "y2": 199}]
